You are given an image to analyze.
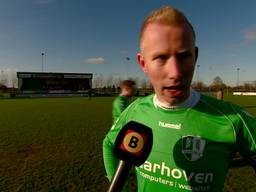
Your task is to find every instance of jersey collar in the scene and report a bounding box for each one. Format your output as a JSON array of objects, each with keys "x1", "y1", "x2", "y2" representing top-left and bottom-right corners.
[{"x1": 153, "y1": 89, "x2": 200, "y2": 110}]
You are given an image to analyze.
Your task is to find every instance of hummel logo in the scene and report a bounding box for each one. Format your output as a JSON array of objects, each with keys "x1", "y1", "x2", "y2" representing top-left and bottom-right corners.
[{"x1": 158, "y1": 121, "x2": 181, "y2": 129}]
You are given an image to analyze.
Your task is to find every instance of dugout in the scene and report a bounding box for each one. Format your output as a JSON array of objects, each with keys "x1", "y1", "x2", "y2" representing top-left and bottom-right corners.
[{"x1": 17, "y1": 72, "x2": 93, "y2": 95}]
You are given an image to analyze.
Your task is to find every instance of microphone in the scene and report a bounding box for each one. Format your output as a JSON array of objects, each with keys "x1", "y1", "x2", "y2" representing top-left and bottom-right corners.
[{"x1": 108, "y1": 121, "x2": 153, "y2": 192}]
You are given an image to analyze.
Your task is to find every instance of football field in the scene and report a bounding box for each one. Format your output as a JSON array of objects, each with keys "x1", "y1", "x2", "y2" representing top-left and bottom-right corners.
[{"x1": 0, "y1": 95, "x2": 255, "y2": 192}]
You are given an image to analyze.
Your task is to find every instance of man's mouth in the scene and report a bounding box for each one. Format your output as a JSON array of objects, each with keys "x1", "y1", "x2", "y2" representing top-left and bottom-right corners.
[
  {"x1": 162, "y1": 84, "x2": 186, "y2": 97},
  {"x1": 163, "y1": 84, "x2": 185, "y2": 90}
]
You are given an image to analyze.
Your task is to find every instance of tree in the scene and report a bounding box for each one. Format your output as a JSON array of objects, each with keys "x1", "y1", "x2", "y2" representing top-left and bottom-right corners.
[
  {"x1": 213, "y1": 76, "x2": 224, "y2": 85},
  {"x1": 113, "y1": 76, "x2": 122, "y2": 88},
  {"x1": 191, "y1": 81, "x2": 207, "y2": 91},
  {"x1": 210, "y1": 76, "x2": 226, "y2": 91},
  {"x1": 93, "y1": 74, "x2": 104, "y2": 88},
  {"x1": 105, "y1": 75, "x2": 113, "y2": 87},
  {"x1": 0, "y1": 83, "x2": 7, "y2": 91},
  {"x1": 0, "y1": 70, "x2": 7, "y2": 87}
]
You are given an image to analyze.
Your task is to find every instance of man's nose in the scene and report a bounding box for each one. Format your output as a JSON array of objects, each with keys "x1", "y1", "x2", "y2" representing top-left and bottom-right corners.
[{"x1": 165, "y1": 57, "x2": 182, "y2": 79}]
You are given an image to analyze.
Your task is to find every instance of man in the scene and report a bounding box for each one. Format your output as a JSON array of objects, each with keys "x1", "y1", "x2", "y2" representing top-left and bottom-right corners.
[
  {"x1": 103, "y1": 6, "x2": 256, "y2": 192},
  {"x1": 112, "y1": 80, "x2": 136, "y2": 122}
]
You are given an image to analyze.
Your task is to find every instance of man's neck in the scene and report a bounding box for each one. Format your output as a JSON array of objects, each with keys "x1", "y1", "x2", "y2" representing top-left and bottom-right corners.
[
  {"x1": 120, "y1": 93, "x2": 129, "y2": 97},
  {"x1": 153, "y1": 89, "x2": 200, "y2": 110}
]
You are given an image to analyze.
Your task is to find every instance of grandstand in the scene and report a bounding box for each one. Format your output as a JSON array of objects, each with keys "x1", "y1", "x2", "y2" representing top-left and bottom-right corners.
[{"x1": 17, "y1": 72, "x2": 93, "y2": 97}]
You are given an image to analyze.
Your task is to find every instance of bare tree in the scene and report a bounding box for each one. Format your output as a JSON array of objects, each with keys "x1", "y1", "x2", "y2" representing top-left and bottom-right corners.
[
  {"x1": 113, "y1": 76, "x2": 123, "y2": 88},
  {"x1": 191, "y1": 80, "x2": 207, "y2": 90},
  {"x1": 105, "y1": 75, "x2": 113, "y2": 87},
  {"x1": 210, "y1": 76, "x2": 226, "y2": 91},
  {"x1": 93, "y1": 74, "x2": 104, "y2": 88},
  {"x1": 0, "y1": 70, "x2": 7, "y2": 86}
]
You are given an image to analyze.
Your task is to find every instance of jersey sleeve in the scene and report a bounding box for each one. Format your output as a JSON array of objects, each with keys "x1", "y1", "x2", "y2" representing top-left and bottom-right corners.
[
  {"x1": 103, "y1": 110, "x2": 129, "y2": 191},
  {"x1": 112, "y1": 97, "x2": 128, "y2": 122},
  {"x1": 102, "y1": 122, "x2": 123, "y2": 180},
  {"x1": 233, "y1": 105, "x2": 256, "y2": 167}
]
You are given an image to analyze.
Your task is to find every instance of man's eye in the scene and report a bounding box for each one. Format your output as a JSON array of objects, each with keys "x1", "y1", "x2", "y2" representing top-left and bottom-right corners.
[
  {"x1": 154, "y1": 55, "x2": 168, "y2": 62},
  {"x1": 177, "y1": 52, "x2": 192, "y2": 60}
]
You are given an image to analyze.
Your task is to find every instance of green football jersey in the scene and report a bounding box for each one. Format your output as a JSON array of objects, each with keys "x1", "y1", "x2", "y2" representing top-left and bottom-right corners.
[
  {"x1": 103, "y1": 93, "x2": 256, "y2": 192},
  {"x1": 112, "y1": 95, "x2": 130, "y2": 122}
]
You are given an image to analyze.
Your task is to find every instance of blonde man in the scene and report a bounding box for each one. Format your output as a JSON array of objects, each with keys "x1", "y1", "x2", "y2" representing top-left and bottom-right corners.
[{"x1": 103, "y1": 6, "x2": 256, "y2": 192}]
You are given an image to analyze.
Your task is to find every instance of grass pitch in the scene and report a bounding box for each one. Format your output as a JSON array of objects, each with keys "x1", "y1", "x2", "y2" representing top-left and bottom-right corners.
[
  {"x1": 0, "y1": 97, "x2": 113, "y2": 192},
  {"x1": 0, "y1": 95, "x2": 255, "y2": 192}
]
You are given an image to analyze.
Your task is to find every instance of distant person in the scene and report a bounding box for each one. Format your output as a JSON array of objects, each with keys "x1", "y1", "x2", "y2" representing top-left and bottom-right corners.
[
  {"x1": 103, "y1": 5, "x2": 256, "y2": 192},
  {"x1": 112, "y1": 80, "x2": 136, "y2": 122},
  {"x1": 217, "y1": 89, "x2": 224, "y2": 100}
]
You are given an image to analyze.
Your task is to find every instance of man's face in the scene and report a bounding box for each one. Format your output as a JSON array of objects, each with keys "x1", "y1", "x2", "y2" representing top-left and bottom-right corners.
[
  {"x1": 122, "y1": 86, "x2": 135, "y2": 97},
  {"x1": 137, "y1": 23, "x2": 198, "y2": 105},
  {"x1": 127, "y1": 86, "x2": 136, "y2": 97}
]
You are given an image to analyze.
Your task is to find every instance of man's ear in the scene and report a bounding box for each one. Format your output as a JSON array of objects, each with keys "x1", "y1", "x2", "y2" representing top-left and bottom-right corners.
[
  {"x1": 195, "y1": 46, "x2": 199, "y2": 62},
  {"x1": 137, "y1": 53, "x2": 147, "y2": 73}
]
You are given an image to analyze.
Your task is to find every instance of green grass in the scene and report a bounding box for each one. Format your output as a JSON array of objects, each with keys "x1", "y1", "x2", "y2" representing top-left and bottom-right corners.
[
  {"x1": 222, "y1": 94, "x2": 256, "y2": 192},
  {"x1": 0, "y1": 97, "x2": 113, "y2": 192},
  {"x1": 0, "y1": 95, "x2": 256, "y2": 192},
  {"x1": 224, "y1": 94, "x2": 256, "y2": 116}
]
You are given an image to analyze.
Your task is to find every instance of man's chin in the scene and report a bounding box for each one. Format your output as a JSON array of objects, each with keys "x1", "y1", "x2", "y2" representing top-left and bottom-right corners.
[
  {"x1": 165, "y1": 97, "x2": 186, "y2": 105},
  {"x1": 161, "y1": 90, "x2": 189, "y2": 104}
]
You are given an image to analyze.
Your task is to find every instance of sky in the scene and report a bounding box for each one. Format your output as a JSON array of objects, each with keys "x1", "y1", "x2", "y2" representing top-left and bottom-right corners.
[{"x1": 1, "y1": 0, "x2": 256, "y2": 87}]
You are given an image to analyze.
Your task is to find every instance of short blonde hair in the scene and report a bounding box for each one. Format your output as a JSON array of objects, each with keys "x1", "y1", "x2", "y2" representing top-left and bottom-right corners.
[{"x1": 139, "y1": 6, "x2": 196, "y2": 48}]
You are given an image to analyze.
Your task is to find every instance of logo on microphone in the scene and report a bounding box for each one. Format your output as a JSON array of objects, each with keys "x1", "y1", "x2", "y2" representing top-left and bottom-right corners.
[
  {"x1": 114, "y1": 121, "x2": 153, "y2": 166},
  {"x1": 121, "y1": 130, "x2": 145, "y2": 156}
]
